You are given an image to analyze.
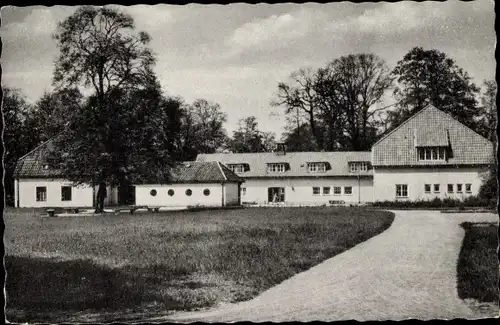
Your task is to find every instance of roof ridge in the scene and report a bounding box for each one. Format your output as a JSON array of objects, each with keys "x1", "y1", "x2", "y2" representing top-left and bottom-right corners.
[
  {"x1": 432, "y1": 106, "x2": 493, "y2": 144},
  {"x1": 216, "y1": 162, "x2": 227, "y2": 181},
  {"x1": 198, "y1": 151, "x2": 371, "y2": 156},
  {"x1": 17, "y1": 136, "x2": 58, "y2": 161},
  {"x1": 372, "y1": 104, "x2": 437, "y2": 147}
]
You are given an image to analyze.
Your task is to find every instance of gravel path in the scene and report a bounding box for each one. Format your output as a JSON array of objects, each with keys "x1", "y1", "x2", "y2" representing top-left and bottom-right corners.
[{"x1": 168, "y1": 211, "x2": 498, "y2": 322}]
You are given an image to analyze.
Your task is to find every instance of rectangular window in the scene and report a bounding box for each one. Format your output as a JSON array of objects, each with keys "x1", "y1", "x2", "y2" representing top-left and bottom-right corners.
[
  {"x1": 308, "y1": 163, "x2": 326, "y2": 173},
  {"x1": 457, "y1": 184, "x2": 463, "y2": 193},
  {"x1": 312, "y1": 187, "x2": 321, "y2": 195},
  {"x1": 228, "y1": 164, "x2": 245, "y2": 173},
  {"x1": 349, "y1": 162, "x2": 369, "y2": 173},
  {"x1": 424, "y1": 184, "x2": 431, "y2": 193},
  {"x1": 465, "y1": 184, "x2": 472, "y2": 193},
  {"x1": 344, "y1": 186, "x2": 353, "y2": 195},
  {"x1": 61, "y1": 186, "x2": 72, "y2": 201},
  {"x1": 322, "y1": 187, "x2": 331, "y2": 195},
  {"x1": 418, "y1": 147, "x2": 446, "y2": 161},
  {"x1": 333, "y1": 186, "x2": 342, "y2": 195},
  {"x1": 241, "y1": 187, "x2": 246, "y2": 196},
  {"x1": 267, "y1": 163, "x2": 286, "y2": 173},
  {"x1": 396, "y1": 184, "x2": 408, "y2": 198},
  {"x1": 447, "y1": 184, "x2": 454, "y2": 193},
  {"x1": 36, "y1": 187, "x2": 47, "y2": 202},
  {"x1": 434, "y1": 184, "x2": 440, "y2": 193}
]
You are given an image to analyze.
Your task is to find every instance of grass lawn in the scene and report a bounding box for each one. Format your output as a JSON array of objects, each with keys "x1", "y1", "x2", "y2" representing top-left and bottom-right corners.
[
  {"x1": 457, "y1": 222, "x2": 499, "y2": 311},
  {"x1": 5, "y1": 206, "x2": 394, "y2": 323}
]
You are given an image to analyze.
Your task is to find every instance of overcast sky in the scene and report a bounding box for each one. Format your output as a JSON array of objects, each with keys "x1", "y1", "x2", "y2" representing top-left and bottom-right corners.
[{"x1": 1, "y1": 1, "x2": 495, "y2": 137}]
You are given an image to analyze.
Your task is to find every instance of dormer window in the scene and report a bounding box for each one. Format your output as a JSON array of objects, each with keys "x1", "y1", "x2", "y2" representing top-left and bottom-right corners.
[
  {"x1": 308, "y1": 162, "x2": 326, "y2": 173},
  {"x1": 417, "y1": 147, "x2": 446, "y2": 161},
  {"x1": 267, "y1": 163, "x2": 287, "y2": 173},
  {"x1": 349, "y1": 161, "x2": 370, "y2": 173},
  {"x1": 227, "y1": 164, "x2": 246, "y2": 173}
]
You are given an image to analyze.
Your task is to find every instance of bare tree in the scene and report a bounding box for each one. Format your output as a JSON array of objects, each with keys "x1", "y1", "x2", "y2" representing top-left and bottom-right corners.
[
  {"x1": 273, "y1": 68, "x2": 323, "y2": 150},
  {"x1": 273, "y1": 53, "x2": 393, "y2": 151}
]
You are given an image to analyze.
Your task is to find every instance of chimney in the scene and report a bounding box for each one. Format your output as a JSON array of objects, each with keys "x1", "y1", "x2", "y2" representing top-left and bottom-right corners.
[{"x1": 276, "y1": 142, "x2": 286, "y2": 155}]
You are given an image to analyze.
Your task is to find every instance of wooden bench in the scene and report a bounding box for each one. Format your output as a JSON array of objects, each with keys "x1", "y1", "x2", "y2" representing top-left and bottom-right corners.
[{"x1": 329, "y1": 200, "x2": 346, "y2": 205}]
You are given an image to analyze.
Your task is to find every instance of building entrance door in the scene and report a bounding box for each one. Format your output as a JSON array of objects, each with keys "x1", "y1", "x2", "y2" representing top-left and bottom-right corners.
[{"x1": 268, "y1": 187, "x2": 285, "y2": 203}]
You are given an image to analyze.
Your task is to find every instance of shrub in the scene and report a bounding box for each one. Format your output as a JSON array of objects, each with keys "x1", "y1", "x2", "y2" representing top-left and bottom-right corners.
[
  {"x1": 373, "y1": 196, "x2": 495, "y2": 209},
  {"x1": 479, "y1": 163, "x2": 498, "y2": 201}
]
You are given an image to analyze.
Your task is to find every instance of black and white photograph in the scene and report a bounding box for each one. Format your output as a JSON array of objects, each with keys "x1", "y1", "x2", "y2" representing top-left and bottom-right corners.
[{"x1": 1, "y1": 0, "x2": 498, "y2": 323}]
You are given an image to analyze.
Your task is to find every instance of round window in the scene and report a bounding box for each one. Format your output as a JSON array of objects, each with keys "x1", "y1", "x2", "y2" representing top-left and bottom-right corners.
[
  {"x1": 203, "y1": 189, "x2": 210, "y2": 196},
  {"x1": 185, "y1": 189, "x2": 192, "y2": 196},
  {"x1": 150, "y1": 189, "x2": 157, "y2": 196},
  {"x1": 168, "y1": 189, "x2": 174, "y2": 196}
]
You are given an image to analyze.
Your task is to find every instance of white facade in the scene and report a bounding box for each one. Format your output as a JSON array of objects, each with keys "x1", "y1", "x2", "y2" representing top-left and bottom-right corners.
[
  {"x1": 135, "y1": 182, "x2": 240, "y2": 207},
  {"x1": 15, "y1": 178, "x2": 118, "y2": 208},
  {"x1": 372, "y1": 167, "x2": 488, "y2": 202},
  {"x1": 239, "y1": 177, "x2": 373, "y2": 206}
]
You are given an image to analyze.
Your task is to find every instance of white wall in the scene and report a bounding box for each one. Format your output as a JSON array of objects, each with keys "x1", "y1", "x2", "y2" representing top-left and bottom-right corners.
[
  {"x1": 373, "y1": 167, "x2": 488, "y2": 202},
  {"x1": 18, "y1": 178, "x2": 94, "y2": 208},
  {"x1": 224, "y1": 183, "x2": 240, "y2": 206},
  {"x1": 17, "y1": 178, "x2": 119, "y2": 208},
  {"x1": 239, "y1": 177, "x2": 373, "y2": 205},
  {"x1": 135, "y1": 183, "x2": 230, "y2": 207}
]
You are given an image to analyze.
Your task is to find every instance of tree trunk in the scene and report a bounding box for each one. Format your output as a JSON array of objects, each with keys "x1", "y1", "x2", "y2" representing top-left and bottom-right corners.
[
  {"x1": 95, "y1": 182, "x2": 107, "y2": 213},
  {"x1": 308, "y1": 110, "x2": 323, "y2": 150}
]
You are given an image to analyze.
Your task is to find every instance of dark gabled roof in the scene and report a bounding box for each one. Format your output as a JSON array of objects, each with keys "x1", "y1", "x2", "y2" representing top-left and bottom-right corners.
[
  {"x1": 14, "y1": 137, "x2": 64, "y2": 178},
  {"x1": 164, "y1": 161, "x2": 243, "y2": 184},
  {"x1": 196, "y1": 151, "x2": 373, "y2": 177},
  {"x1": 372, "y1": 105, "x2": 494, "y2": 167},
  {"x1": 14, "y1": 138, "x2": 243, "y2": 184}
]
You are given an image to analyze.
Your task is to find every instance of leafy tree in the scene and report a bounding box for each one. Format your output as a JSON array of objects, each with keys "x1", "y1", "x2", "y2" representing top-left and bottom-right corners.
[
  {"x1": 229, "y1": 116, "x2": 276, "y2": 153},
  {"x1": 477, "y1": 80, "x2": 497, "y2": 202},
  {"x1": 186, "y1": 99, "x2": 228, "y2": 157},
  {"x1": 50, "y1": 82, "x2": 178, "y2": 208},
  {"x1": 389, "y1": 47, "x2": 480, "y2": 131},
  {"x1": 51, "y1": 6, "x2": 160, "y2": 212},
  {"x1": 476, "y1": 80, "x2": 497, "y2": 142},
  {"x1": 2, "y1": 87, "x2": 38, "y2": 206},
  {"x1": 171, "y1": 99, "x2": 229, "y2": 161},
  {"x1": 29, "y1": 88, "x2": 83, "y2": 142}
]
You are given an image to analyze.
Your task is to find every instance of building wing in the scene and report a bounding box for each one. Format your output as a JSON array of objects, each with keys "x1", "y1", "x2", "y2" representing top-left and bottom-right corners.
[{"x1": 372, "y1": 105, "x2": 494, "y2": 167}]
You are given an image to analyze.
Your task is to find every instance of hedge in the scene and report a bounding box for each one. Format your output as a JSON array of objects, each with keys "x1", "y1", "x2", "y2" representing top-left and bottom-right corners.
[{"x1": 373, "y1": 196, "x2": 496, "y2": 209}]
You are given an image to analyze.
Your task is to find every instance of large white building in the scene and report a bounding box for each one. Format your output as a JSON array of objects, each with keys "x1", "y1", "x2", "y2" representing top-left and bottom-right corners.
[
  {"x1": 14, "y1": 105, "x2": 494, "y2": 208},
  {"x1": 198, "y1": 105, "x2": 495, "y2": 205}
]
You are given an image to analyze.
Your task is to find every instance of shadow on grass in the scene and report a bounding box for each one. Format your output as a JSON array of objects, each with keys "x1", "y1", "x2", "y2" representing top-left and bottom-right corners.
[
  {"x1": 5, "y1": 256, "x2": 195, "y2": 322},
  {"x1": 457, "y1": 222, "x2": 499, "y2": 303}
]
